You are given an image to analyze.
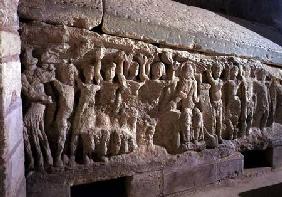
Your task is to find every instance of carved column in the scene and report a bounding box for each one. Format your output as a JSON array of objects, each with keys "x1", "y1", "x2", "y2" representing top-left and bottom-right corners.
[{"x1": 0, "y1": 0, "x2": 26, "y2": 196}]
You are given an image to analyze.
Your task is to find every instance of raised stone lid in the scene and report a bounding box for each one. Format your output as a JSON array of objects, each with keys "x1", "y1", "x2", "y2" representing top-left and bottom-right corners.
[{"x1": 102, "y1": 0, "x2": 282, "y2": 66}]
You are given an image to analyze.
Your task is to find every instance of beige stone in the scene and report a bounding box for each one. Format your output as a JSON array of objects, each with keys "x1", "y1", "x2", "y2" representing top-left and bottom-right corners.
[
  {"x1": 18, "y1": 0, "x2": 103, "y2": 30},
  {"x1": 103, "y1": 0, "x2": 282, "y2": 66}
]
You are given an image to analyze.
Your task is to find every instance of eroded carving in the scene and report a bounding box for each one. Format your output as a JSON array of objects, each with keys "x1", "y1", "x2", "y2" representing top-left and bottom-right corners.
[{"x1": 21, "y1": 27, "x2": 282, "y2": 172}]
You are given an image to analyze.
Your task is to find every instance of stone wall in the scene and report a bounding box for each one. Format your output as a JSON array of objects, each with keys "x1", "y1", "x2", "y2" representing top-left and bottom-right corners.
[{"x1": 0, "y1": 0, "x2": 26, "y2": 197}]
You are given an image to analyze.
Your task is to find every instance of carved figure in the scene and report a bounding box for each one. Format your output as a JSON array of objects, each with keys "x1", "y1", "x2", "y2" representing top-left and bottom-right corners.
[
  {"x1": 173, "y1": 62, "x2": 199, "y2": 149},
  {"x1": 135, "y1": 53, "x2": 151, "y2": 82},
  {"x1": 206, "y1": 64, "x2": 224, "y2": 143},
  {"x1": 253, "y1": 68, "x2": 269, "y2": 129},
  {"x1": 53, "y1": 61, "x2": 78, "y2": 167},
  {"x1": 225, "y1": 66, "x2": 241, "y2": 139},
  {"x1": 22, "y1": 49, "x2": 55, "y2": 170},
  {"x1": 104, "y1": 62, "x2": 116, "y2": 82},
  {"x1": 239, "y1": 66, "x2": 255, "y2": 136},
  {"x1": 192, "y1": 107, "x2": 204, "y2": 143},
  {"x1": 151, "y1": 62, "x2": 166, "y2": 80},
  {"x1": 70, "y1": 66, "x2": 101, "y2": 165}
]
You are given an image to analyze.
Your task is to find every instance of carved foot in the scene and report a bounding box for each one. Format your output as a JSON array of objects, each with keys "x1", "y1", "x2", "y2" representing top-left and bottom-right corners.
[
  {"x1": 69, "y1": 156, "x2": 77, "y2": 167},
  {"x1": 54, "y1": 157, "x2": 64, "y2": 168}
]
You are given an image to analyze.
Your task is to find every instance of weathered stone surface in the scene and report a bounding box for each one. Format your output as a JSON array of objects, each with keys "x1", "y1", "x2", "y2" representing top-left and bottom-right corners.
[
  {"x1": 6, "y1": 142, "x2": 25, "y2": 197},
  {"x1": 164, "y1": 163, "x2": 217, "y2": 195},
  {"x1": 217, "y1": 152, "x2": 243, "y2": 180},
  {"x1": 270, "y1": 146, "x2": 282, "y2": 169},
  {"x1": 18, "y1": 0, "x2": 103, "y2": 30},
  {"x1": 103, "y1": 0, "x2": 282, "y2": 66},
  {"x1": 0, "y1": 32, "x2": 21, "y2": 58},
  {"x1": 127, "y1": 171, "x2": 162, "y2": 197},
  {"x1": 0, "y1": 0, "x2": 19, "y2": 31}
]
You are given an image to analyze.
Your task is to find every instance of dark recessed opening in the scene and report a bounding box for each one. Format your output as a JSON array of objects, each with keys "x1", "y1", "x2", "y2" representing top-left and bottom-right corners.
[
  {"x1": 242, "y1": 149, "x2": 272, "y2": 169},
  {"x1": 71, "y1": 177, "x2": 130, "y2": 197}
]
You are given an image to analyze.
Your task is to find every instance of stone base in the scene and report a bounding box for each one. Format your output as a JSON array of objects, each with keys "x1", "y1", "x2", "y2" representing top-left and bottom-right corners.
[{"x1": 26, "y1": 146, "x2": 243, "y2": 197}]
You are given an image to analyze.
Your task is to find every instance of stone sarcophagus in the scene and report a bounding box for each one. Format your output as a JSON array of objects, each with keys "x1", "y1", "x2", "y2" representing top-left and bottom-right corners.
[{"x1": 20, "y1": 21, "x2": 282, "y2": 196}]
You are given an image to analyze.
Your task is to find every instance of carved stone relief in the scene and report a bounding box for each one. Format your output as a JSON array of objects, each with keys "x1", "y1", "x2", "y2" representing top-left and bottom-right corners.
[{"x1": 21, "y1": 22, "x2": 282, "y2": 172}]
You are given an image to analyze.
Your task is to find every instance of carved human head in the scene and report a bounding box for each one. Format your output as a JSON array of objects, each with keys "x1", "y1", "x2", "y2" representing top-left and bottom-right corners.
[
  {"x1": 23, "y1": 48, "x2": 38, "y2": 71},
  {"x1": 58, "y1": 62, "x2": 78, "y2": 85},
  {"x1": 83, "y1": 65, "x2": 94, "y2": 84},
  {"x1": 128, "y1": 62, "x2": 139, "y2": 80},
  {"x1": 105, "y1": 62, "x2": 116, "y2": 82},
  {"x1": 256, "y1": 68, "x2": 267, "y2": 81},
  {"x1": 181, "y1": 62, "x2": 194, "y2": 79},
  {"x1": 243, "y1": 66, "x2": 251, "y2": 78},
  {"x1": 151, "y1": 62, "x2": 165, "y2": 80},
  {"x1": 161, "y1": 51, "x2": 173, "y2": 65},
  {"x1": 212, "y1": 64, "x2": 223, "y2": 79},
  {"x1": 115, "y1": 50, "x2": 126, "y2": 63},
  {"x1": 229, "y1": 66, "x2": 239, "y2": 80}
]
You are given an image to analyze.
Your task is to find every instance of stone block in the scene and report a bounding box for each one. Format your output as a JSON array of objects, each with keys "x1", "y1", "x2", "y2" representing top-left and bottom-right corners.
[
  {"x1": 103, "y1": 0, "x2": 282, "y2": 66},
  {"x1": 0, "y1": 32, "x2": 21, "y2": 58},
  {"x1": 216, "y1": 153, "x2": 243, "y2": 180},
  {"x1": 269, "y1": 146, "x2": 282, "y2": 169},
  {"x1": 127, "y1": 171, "x2": 162, "y2": 197},
  {"x1": 18, "y1": 0, "x2": 103, "y2": 30},
  {"x1": 163, "y1": 163, "x2": 217, "y2": 195}
]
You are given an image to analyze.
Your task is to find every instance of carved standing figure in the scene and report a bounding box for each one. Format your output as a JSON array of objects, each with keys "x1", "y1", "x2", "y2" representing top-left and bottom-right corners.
[
  {"x1": 239, "y1": 66, "x2": 256, "y2": 136},
  {"x1": 70, "y1": 66, "x2": 101, "y2": 165},
  {"x1": 225, "y1": 66, "x2": 241, "y2": 139},
  {"x1": 206, "y1": 64, "x2": 224, "y2": 143},
  {"x1": 53, "y1": 61, "x2": 78, "y2": 167},
  {"x1": 22, "y1": 49, "x2": 55, "y2": 171},
  {"x1": 253, "y1": 68, "x2": 269, "y2": 129},
  {"x1": 172, "y1": 62, "x2": 199, "y2": 150}
]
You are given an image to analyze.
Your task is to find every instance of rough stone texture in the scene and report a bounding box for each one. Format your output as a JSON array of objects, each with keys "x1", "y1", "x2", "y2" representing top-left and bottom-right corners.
[
  {"x1": 0, "y1": 0, "x2": 25, "y2": 196},
  {"x1": 0, "y1": 32, "x2": 21, "y2": 58},
  {"x1": 127, "y1": 171, "x2": 162, "y2": 197},
  {"x1": 103, "y1": 0, "x2": 282, "y2": 66},
  {"x1": 26, "y1": 147, "x2": 242, "y2": 197},
  {"x1": 0, "y1": 0, "x2": 19, "y2": 32},
  {"x1": 18, "y1": 0, "x2": 103, "y2": 30},
  {"x1": 19, "y1": 4, "x2": 282, "y2": 196}
]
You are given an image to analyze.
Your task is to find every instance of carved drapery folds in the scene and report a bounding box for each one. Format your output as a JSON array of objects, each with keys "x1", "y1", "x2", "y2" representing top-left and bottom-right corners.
[{"x1": 21, "y1": 23, "x2": 282, "y2": 172}]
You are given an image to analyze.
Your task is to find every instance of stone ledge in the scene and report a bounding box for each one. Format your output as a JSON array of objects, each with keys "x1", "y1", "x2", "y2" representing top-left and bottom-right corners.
[
  {"x1": 26, "y1": 147, "x2": 243, "y2": 197},
  {"x1": 102, "y1": 0, "x2": 282, "y2": 66},
  {"x1": 18, "y1": 0, "x2": 103, "y2": 30}
]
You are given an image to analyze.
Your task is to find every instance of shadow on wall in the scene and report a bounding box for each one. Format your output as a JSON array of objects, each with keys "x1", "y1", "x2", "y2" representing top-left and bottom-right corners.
[
  {"x1": 239, "y1": 182, "x2": 282, "y2": 197},
  {"x1": 174, "y1": 0, "x2": 282, "y2": 47}
]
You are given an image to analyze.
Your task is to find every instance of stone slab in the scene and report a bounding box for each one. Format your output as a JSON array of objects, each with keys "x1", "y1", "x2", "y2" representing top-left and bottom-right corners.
[
  {"x1": 127, "y1": 171, "x2": 162, "y2": 197},
  {"x1": 18, "y1": 0, "x2": 103, "y2": 30},
  {"x1": 163, "y1": 163, "x2": 217, "y2": 195},
  {"x1": 103, "y1": 0, "x2": 282, "y2": 66},
  {"x1": 269, "y1": 146, "x2": 282, "y2": 169}
]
